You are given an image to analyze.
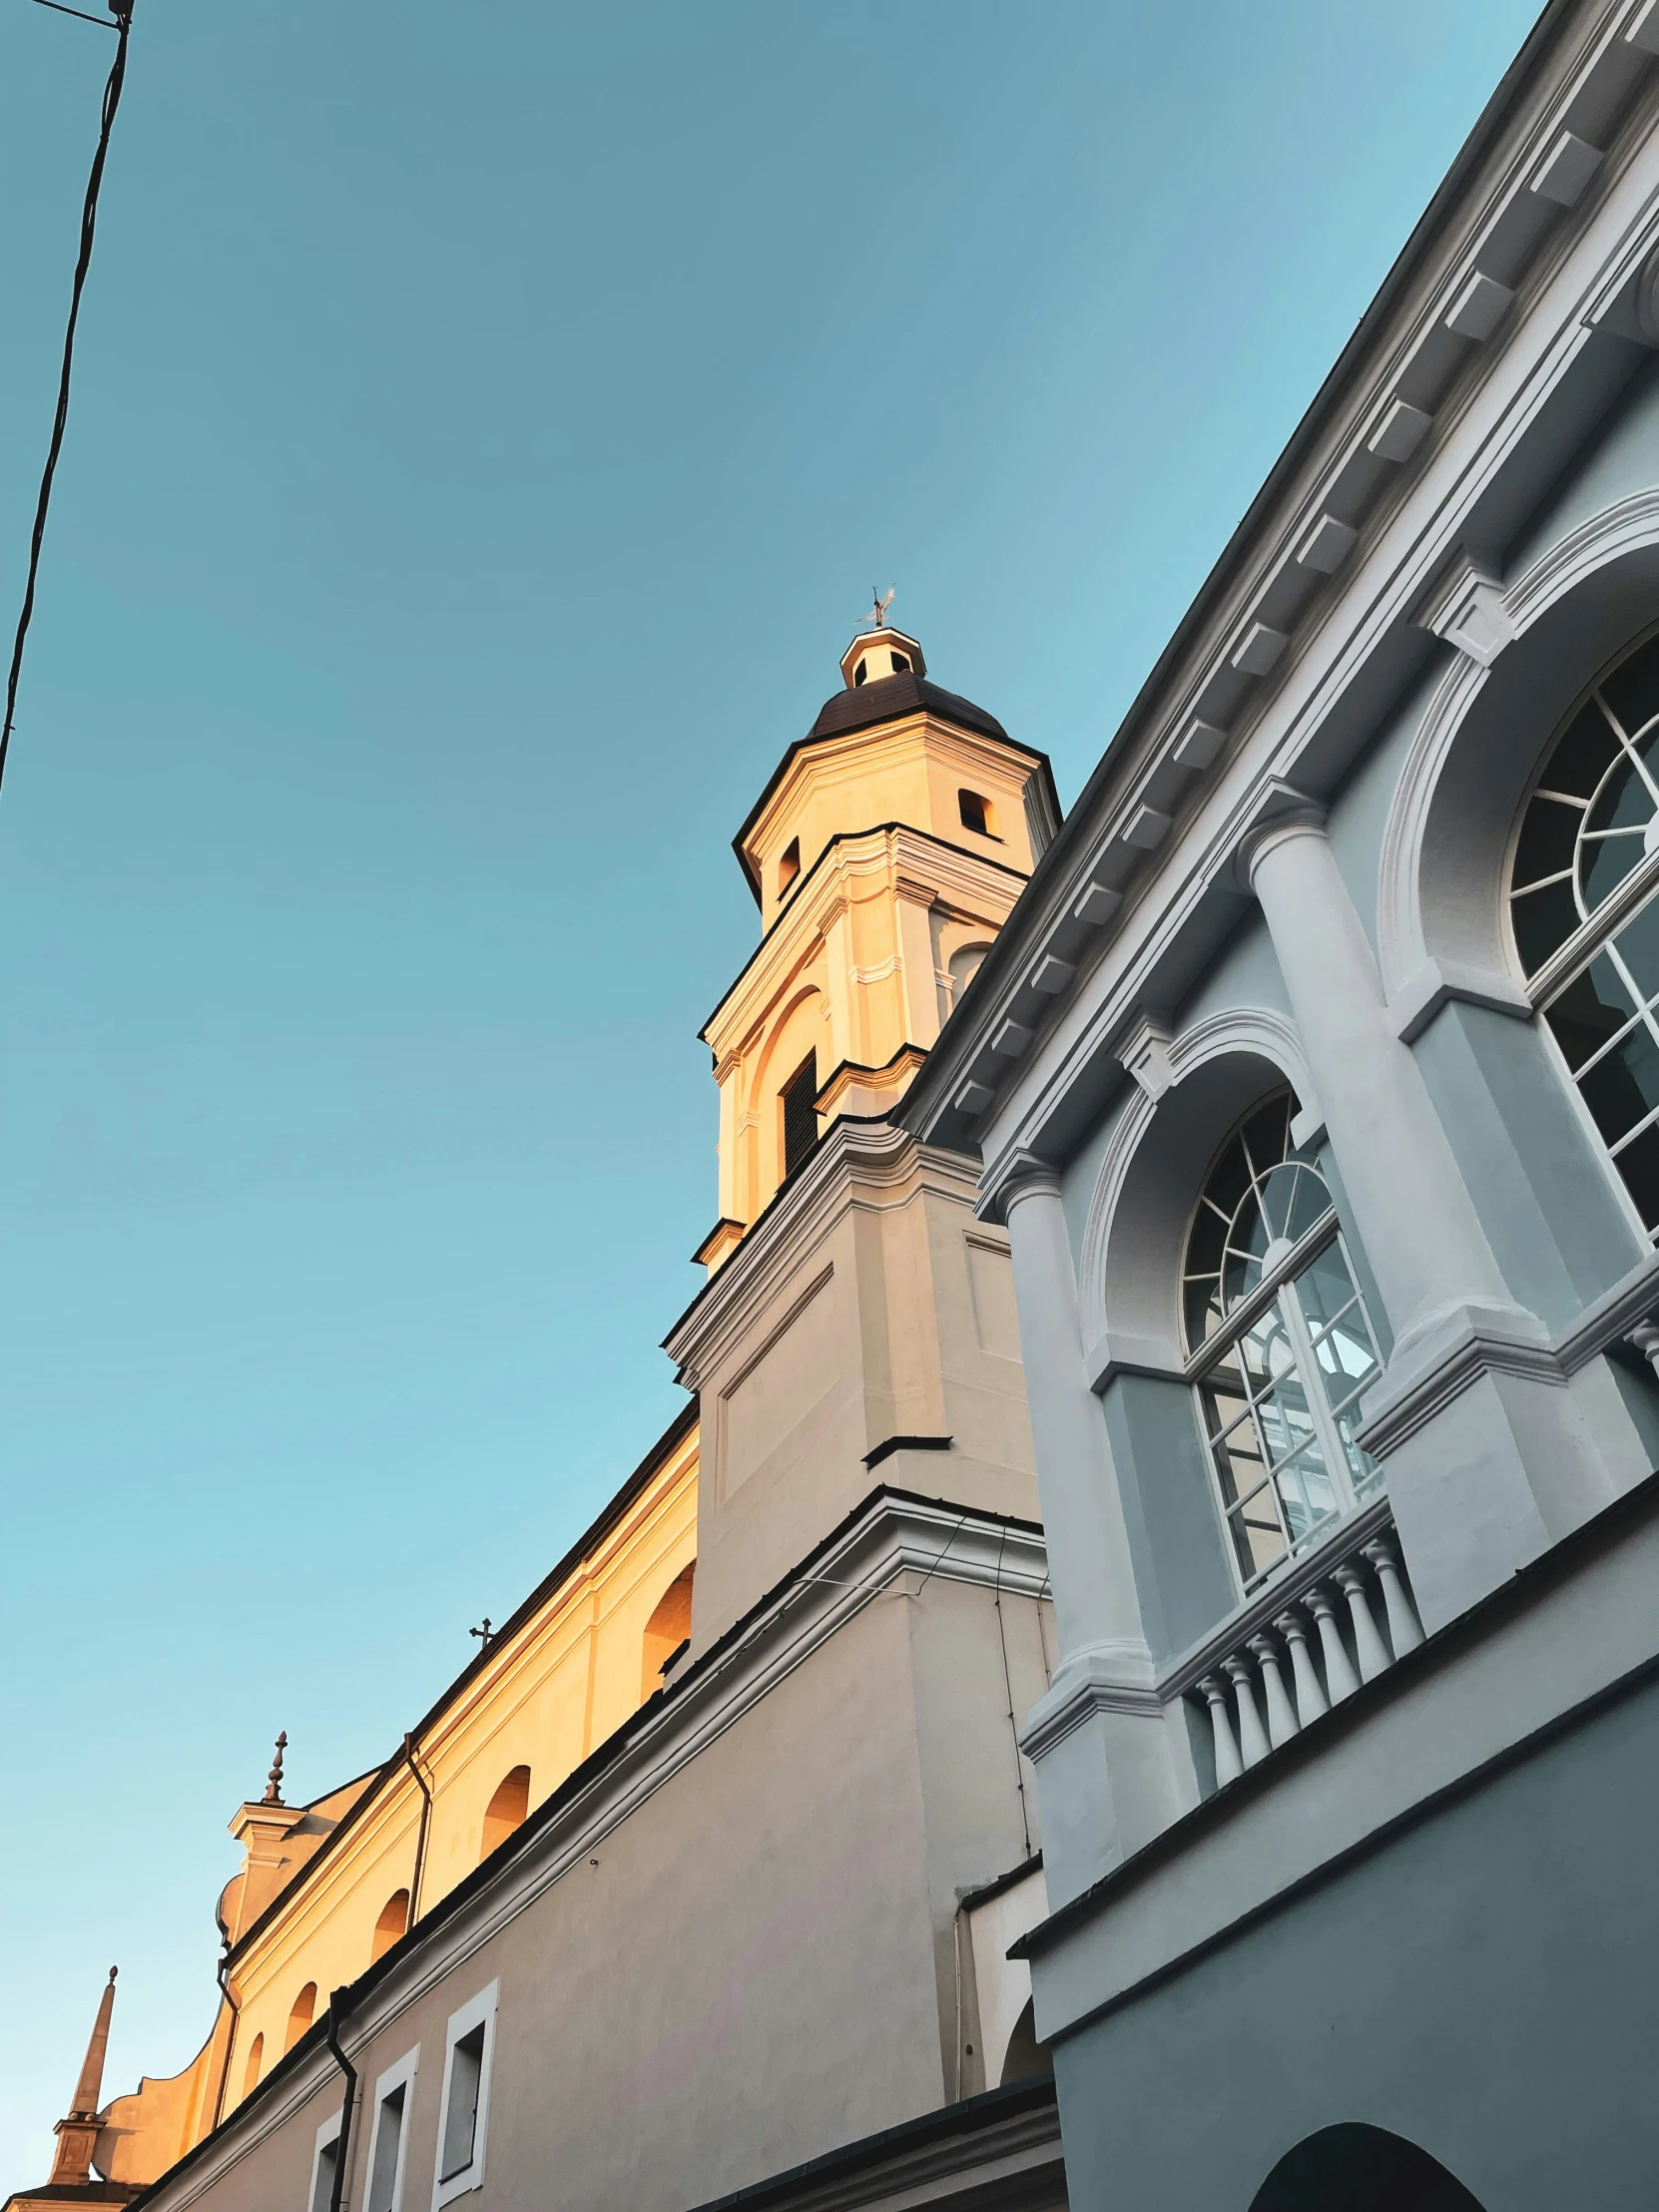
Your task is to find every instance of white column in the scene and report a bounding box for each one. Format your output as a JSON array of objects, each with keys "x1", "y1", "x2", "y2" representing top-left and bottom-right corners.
[
  {"x1": 1241, "y1": 810, "x2": 1513, "y2": 1354},
  {"x1": 1002, "y1": 1171, "x2": 1156, "y2": 1672},
  {"x1": 1002, "y1": 1167, "x2": 1186, "y2": 1901},
  {"x1": 1242, "y1": 808, "x2": 1609, "y2": 1630}
]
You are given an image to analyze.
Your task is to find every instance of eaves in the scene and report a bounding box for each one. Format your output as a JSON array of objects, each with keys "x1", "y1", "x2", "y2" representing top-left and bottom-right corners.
[{"x1": 904, "y1": 0, "x2": 1659, "y2": 1159}]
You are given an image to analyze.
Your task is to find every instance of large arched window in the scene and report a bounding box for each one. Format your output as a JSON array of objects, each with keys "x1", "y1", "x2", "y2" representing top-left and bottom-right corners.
[
  {"x1": 1509, "y1": 625, "x2": 1659, "y2": 1235},
  {"x1": 1183, "y1": 1092, "x2": 1382, "y2": 1592}
]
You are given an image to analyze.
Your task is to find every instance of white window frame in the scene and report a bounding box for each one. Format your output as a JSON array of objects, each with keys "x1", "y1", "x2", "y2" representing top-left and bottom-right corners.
[
  {"x1": 363, "y1": 2044, "x2": 419, "y2": 2212},
  {"x1": 307, "y1": 2107, "x2": 344, "y2": 2212},
  {"x1": 431, "y1": 1980, "x2": 498, "y2": 2209}
]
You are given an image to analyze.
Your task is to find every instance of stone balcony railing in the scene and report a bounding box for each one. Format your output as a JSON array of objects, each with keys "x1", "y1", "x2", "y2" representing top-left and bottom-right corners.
[{"x1": 1165, "y1": 1497, "x2": 1425, "y2": 1794}]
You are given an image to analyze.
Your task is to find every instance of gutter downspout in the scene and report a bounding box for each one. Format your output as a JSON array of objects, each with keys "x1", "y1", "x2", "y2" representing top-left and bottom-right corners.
[
  {"x1": 209, "y1": 1922, "x2": 241, "y2": 2132},
  {"x1": 324, "y1": 1989, "x2": 357, "y2": 2212},
  {"x1": 402, "y1": 1732, "x2": 433, "y2": 1924}
]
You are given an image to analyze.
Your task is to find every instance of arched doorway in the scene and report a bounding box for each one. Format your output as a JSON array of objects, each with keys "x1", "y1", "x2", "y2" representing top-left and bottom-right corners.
[{"x1": 1250, "y1": 2125, "x2": 1487, "y2": 2212}]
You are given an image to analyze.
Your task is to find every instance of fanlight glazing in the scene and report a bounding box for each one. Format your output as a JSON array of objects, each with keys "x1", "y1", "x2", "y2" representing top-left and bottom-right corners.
[
  {"x1": 1183, "y1": 1092, "x2": 1382, "y2": 1591},
  {"x1": 1509, "y1": 627, "x2": 1659, "y2": 1237}
]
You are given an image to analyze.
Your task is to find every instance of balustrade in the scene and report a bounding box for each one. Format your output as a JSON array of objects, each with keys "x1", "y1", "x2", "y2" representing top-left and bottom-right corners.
[{"x1": 1184, "y1": 1512, "x2": 1423, "y2": 1794}]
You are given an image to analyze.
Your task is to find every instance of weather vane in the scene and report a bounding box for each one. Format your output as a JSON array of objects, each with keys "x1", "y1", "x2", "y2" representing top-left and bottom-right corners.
[{"x1": 867, "y1": 585, "x2": 895, "y2": 631}]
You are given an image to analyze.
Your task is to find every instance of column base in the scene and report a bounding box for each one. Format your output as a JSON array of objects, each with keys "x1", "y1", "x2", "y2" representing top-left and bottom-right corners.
[
  {"x1": 1359, "y1": 1302, "x2": 1618, "y2": 1631},
  {"x1": 1019, "y1": 1644, "x2": 1194, "y2": 1907}
]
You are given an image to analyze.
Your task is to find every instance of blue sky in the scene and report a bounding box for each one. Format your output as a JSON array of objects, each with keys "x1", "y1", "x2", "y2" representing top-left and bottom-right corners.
[{"x1": 0, "y1": 0, "x2": 1540, "y2": 2181}]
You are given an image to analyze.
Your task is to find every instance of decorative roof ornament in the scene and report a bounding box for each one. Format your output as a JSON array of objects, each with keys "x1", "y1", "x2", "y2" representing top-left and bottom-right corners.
[
  {"x1": 867, "y1": 585, "x2": 895, "y2": 632},
  {"x1": 469, "y1": 1618, "x2": 496, "y2": 1654},
  {"x1": 262, "y1": 1730, "x2": 288, "y2": 1806},
  {"x1": 45, "y1": 1963, "x2": 121, "y2": 2186}
]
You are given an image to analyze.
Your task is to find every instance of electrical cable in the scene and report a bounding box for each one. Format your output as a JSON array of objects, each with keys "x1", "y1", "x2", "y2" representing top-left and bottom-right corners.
[{"x1": 1, "y1": 0, "x2": 135, "y2": 797}]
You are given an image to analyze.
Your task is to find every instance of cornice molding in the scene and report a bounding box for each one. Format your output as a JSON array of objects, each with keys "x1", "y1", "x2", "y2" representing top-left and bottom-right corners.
[
  {"x1": 664, "y1": 1117, "x2": 981, "y2": 1389},
  {"x1": 905, "y1": 8, "x2": 1659, "y2": 1159},
  {"x1": 703, "y1": 823, "x2": 1029, "y2": 1055}
]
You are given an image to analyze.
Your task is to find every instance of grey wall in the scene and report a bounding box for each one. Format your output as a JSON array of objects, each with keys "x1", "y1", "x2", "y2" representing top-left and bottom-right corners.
[{"x1": 1050, "y1": 1670, "x2": 1659, "y2": 2212}]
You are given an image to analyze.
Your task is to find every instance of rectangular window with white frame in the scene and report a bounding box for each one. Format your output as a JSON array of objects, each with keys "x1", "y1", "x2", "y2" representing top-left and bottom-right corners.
[
  {"x1": 307, "y1": 2108, "x2": 343, "y2": 2212},
  {"x1": 364, "y1": 2044, "x2": 419, "y2": 2212},
  {"x1": 432, "y1": 1980, "x2": 498, "y2": 2209}
]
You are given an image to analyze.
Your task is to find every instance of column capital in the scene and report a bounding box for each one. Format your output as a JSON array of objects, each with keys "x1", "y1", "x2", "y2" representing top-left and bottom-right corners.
[
  {"x1": 979, "y1": 1147, "x2": 1061, "y2": 1223},
  {"x1": 1233, "y1": 785, "x2": 1327, "y2": 890}
]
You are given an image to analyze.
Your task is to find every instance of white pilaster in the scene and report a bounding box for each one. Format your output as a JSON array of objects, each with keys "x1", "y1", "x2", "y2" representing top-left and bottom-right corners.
[{"x1": 1002, "y1": 1167, "x2": 1188, "y2": 1903}]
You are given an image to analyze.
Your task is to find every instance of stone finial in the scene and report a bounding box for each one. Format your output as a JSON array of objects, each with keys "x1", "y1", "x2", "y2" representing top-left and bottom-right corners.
[
  {"x1": 47, "y1": 1963, "x2": 120, "y2": 2184},
  {"x1": 262, "y1": 1730, "x2": 288, "y2": 1807}
]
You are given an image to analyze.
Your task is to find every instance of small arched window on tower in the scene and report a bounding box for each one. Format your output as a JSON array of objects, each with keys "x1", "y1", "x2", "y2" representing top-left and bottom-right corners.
[
  {"x1": 242, "y1": 2032, "x2": 265, "y2": 2100},
  {"x1": 479, "y1": 1766, "x2": 530, "y2": 1863},
  {"x1": 778, "y1": 837, "x2": 801, "y2": 900},
  {"x1": 958, "y1": 789, "x2": 995, "y2": 838},
  {"x1": 781, "y1": 1051, "x2": 820, "y2": 1179},
  {"x1": 853, "y1": 656, "x2": 868, "y2": 686},
  {"x1": 948, "y1": 941, "x2": 993, "y2": 1008},
  {"x1": 641, "y1": 1561, "x2": 695, "y2": 1700},
  {"x1": 370, "y1": 1888, "x2": 410, "y2": 1964},
  {"x1": 889, "y1": 650, "x2": 910, "y2": 674},
  {"x1": 284, "y1": 1983, "x2": 316, "y2": 2054}
]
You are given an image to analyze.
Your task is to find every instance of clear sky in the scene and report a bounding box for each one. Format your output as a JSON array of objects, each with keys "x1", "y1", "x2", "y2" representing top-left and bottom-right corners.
[{"x1": 0, "y1": 0, "x2": 1541, "y2": 2182}]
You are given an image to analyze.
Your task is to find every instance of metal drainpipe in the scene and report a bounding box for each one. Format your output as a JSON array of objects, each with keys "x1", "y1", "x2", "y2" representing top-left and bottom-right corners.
[
  {"x1": 402, "y1": 1732, "x2": 432, "y2": 1923},
  {"x1": 209, "y1": 1923, "x2": 241, "y2": 2132},
  {"x1": 324, "y1": 1989, "x2": 357, "y2": 2212}
]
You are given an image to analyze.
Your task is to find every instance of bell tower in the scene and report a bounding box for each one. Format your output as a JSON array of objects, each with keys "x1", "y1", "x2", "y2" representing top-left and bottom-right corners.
[
  {"x1": 695, "y1": 620, "x2": 1058, "y2": 1274},
  {"x1": 669, "y1": 617, "x2": 1056, "y2": 1648}
]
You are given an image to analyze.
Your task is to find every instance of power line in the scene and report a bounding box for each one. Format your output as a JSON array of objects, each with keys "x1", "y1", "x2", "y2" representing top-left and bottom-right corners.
[{"x1": 1, "y1": 0, "x2": 136, "y2": 799}]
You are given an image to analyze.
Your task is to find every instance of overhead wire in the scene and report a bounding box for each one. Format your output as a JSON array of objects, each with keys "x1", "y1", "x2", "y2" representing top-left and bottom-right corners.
[{"x1": 1, "y1": 0, "x2": 136, "y2": 798}]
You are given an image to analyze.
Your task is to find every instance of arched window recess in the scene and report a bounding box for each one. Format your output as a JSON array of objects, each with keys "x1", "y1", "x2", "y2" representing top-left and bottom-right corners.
[
  {"x1": 1183, "y1": 1091, "x2": 1382, "y2": 1594},
  {"x1": 1509, "y1": 623, "x2": 1659, "y2": 1238}
]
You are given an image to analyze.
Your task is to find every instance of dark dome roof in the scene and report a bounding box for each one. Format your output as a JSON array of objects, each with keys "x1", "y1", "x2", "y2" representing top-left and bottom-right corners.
[{"x1": 807, "y1": 669, "x2": 1010, "y2": 746}]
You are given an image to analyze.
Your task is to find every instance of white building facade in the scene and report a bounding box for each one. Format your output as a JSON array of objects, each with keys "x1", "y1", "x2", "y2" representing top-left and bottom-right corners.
[{"x1": 904, "y1": 3, "x2": 1659, "y2": 2203}]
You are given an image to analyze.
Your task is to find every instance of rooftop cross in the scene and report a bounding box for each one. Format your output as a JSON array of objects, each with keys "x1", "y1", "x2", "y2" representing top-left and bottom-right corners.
[{"x1": 469, "y1": 1618, "x2": 496, "y2": 1653}]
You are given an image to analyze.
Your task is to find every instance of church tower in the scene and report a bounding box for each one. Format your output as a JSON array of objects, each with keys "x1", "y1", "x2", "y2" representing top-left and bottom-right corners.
[
  {"x1": 696, "y1": 620, "x2": 1058, "y2": 1273},
  {"x1": 670, "y1": 617, "x2": 1058, "y2": 1647}
]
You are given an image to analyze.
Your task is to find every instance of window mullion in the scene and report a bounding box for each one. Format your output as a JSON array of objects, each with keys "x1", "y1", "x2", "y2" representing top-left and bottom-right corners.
[{"x1": 1278, "y1": 1282, "x2": 1357, "y2": 1518}]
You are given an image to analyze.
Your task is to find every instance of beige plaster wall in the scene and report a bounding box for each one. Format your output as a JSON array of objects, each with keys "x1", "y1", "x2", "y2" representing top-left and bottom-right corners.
[
  {"x1": 689, "y1": 1136, "x2": 1039, "y2": 1655},
  {"x1": 153, "y1": 1566, "x2": 1053, "y2": 2212}
]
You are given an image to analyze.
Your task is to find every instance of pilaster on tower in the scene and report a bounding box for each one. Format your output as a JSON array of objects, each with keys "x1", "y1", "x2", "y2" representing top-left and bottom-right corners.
[{"x1": 694, "y1": 619, "x2": 1059, "y2": 1272}]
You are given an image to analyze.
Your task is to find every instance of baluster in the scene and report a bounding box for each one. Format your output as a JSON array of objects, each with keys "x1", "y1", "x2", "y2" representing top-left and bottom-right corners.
[
  {"x1": 1198, "y1": 1673, "x2": 1242, "y2": 1788},
  {"x1": 1308, "y1": 1583, "x2": 1360, "y2": 1703},
  {"x1": 1362, "y1": 1536, "x2": 1424, "y2": 1657},
  {"x1": 1248, "y1": 1632, "x2": 1300, "y2": 1747},
  {"x1": 1335, "y1": 1561, "x2": 1391, "y2": 1682},
  {"x1": 1223, "y1": 1653, "x2": 1270, "y2": 1767},
  {"x1": 1274, "y1": 1607, "x2": 1328, "y2": 1724}
]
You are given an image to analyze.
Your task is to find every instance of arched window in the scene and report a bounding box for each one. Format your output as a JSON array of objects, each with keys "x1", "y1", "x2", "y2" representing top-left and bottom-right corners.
[
  {"x1": 777, "y1": 837, "x2": 801, "y2": 899},
  {"x1": 641, "y1": 1561, "x2": 695, "y2": 1700},
  {"x1": 1509, "y1": 625, "x2": 1659, "y2": 1235},
  {"x1": 242, "y1": 2031, "x2": 264, "y2": 2099},
  {"x1": 947, "y1": 941, "x2": 993, "y2": 1007},
  {"x1": 1184, "y1": 1091, "x2": 1382, "y2": 1592},
  {"x1": 780, "y1": 1050, "x2": 820, "y2": 1179},
  {"x1": 284, "y1": 1982, "x2": 316, "y2": 2054},
  {"x1": 370, "y1": 1888, "x2": 410, "y2": 1964},
  {"x1": 479, "y1": 1765, "x2": 530, "y2": 1863}
]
